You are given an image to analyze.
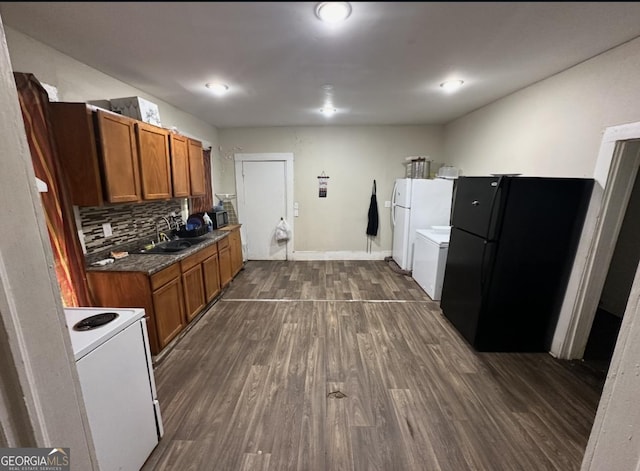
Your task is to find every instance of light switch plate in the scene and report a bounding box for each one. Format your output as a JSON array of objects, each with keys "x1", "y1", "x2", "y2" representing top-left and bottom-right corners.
[
  {"x1": 102, "y1": 222, "x2": 113, "y2": 238},
  {"x1": 384, "y1": 200, "x2": 391, "y2": 208}
]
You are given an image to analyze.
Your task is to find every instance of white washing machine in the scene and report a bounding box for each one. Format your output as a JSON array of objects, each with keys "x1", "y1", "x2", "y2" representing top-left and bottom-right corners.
[{"x1": 413, "y1": 228, "x2": 450, "y2": 301}]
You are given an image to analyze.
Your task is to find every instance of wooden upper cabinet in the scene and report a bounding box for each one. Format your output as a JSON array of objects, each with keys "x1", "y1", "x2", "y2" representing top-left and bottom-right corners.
[
  {"x1": 49, "y1": 104, "x2": 140, "y2": 205},
  {"x1": 169, "y1": 133, "x2": 190, "y2": 197},
  {"x1": 136, "y1": 122, "x2": 172, "y2": 200},
  {"x1": 188, "y1": 138, "x2": 206, "y2": 196},
  {"x1": 49, "y1": 103, "x2": 105, "y2": 206},
  {"x1": 49, "y1": 102, "x2": 211, "y2": 205},
  {"x1": 95, "y1": 110, "x2": 141, "y2": 203}
]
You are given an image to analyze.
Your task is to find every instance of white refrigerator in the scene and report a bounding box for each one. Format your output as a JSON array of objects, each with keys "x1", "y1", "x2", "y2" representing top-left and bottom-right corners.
[{"x1": 391, "y1": 178, "x2": 454, "y2": 271}]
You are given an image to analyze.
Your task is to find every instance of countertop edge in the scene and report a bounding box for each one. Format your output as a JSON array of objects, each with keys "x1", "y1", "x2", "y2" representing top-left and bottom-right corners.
[{"x1": 86, "y1": 231, "x2": 230, "y2": 275}]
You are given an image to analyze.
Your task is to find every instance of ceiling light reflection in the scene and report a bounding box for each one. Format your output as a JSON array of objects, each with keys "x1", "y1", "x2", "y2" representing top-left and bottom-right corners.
[
  {"x1": 315, "y1": 2, "x2": 352, "y2": 23},
  {"x1": 439, "y1": 80, "x2": 464, "y2": 93}
]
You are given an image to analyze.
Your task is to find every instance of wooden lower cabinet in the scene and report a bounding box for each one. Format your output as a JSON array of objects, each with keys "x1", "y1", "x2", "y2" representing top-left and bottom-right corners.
[
  {"x1": 152, "y1": 275, "x2": 186, "y2": 348},
  {"x1": 228, "y1": 227, "x2": 243, "y2": 276},
  {"x1": 203, "y1": 253, "x2": 221, "y2": 302},
  {"x1": 87, "y1": 236, "x2": 238, "y2": 355},
  {"x1": 218, "y1": 237, "x2": 232, "y2": 287},
  {"x1": 182, "y1": 264, "x2": 206, "y2": 322},
  {"x1": 87, "y1": 265, "x2": 185, "y2": 355},
  {"x1": 219, "y1": 224, "x2": 243, "y2": 282},
  {"x1": 180, "y1": 243, "x2": 218, "y2": 321}
]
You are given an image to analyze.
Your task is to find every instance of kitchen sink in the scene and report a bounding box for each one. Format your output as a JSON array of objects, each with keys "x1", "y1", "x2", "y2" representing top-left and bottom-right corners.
[{"x1": 132, "y1": 237, "x2": 209, "y2": 255}]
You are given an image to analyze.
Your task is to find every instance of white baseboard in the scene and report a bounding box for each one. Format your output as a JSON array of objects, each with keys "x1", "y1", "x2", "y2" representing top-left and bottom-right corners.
[{"x1": 291, "y1": 250, "x2": 392, "y2": 261}]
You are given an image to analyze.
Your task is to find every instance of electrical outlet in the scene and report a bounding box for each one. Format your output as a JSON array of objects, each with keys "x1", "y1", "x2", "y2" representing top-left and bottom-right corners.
[{"x1": 102, "y1": 222, "x2": 113, "y2": 238}]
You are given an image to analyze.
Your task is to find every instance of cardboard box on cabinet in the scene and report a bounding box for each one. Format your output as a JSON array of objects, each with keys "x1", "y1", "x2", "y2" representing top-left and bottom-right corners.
[{"x1": 110, "y1": 96, "x2": 162, "y2": 126}]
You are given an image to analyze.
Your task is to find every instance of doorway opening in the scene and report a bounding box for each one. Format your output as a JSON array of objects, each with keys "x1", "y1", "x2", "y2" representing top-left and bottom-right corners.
[
  {"x1": 583, "y1": 161, "x2": 640, "y2": 376},
  {"x1": 556, "y1": 134, "x2": 640, "y2": 362}
]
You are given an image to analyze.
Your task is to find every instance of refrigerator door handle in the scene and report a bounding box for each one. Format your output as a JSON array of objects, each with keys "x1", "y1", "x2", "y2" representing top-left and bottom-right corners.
[
  {"x1": 485, "y1": 176, "x2": 504, "y2": 240},
  {"x1": 480, "y1": 240, "x2": 491, "y2": 291},
  {"x1": 391, "y1": 181, "x2": 398, "y2": 226}
]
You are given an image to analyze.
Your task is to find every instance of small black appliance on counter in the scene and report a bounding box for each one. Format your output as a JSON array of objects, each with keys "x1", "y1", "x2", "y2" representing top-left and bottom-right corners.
[
  {"x1": 205, "y1": 209, "x2": 228, "y2": 229},
  {"x1": 440, "y1": 176, "x2": 594, "y2": 352}
]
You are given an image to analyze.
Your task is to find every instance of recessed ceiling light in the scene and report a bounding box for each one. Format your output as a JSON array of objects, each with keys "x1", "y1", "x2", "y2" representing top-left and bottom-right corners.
[
  {"x1": 440, "y1": 80, "x2": 464, "y2": 92},
  {"x1": 320, "y1": 107, "x2": 337, "y2": 117},
  {"x1": 315, "y1": 2, "x2": 352, "y2": 24},
  {"x1": 205, "y1": 83, "x2": 230, "y2": 96}
]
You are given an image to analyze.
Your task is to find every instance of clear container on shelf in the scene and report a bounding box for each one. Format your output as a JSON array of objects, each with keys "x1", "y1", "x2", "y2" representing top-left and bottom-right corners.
[{"x1": 406, "y1": 157, "x2": 431, "y2": 179}]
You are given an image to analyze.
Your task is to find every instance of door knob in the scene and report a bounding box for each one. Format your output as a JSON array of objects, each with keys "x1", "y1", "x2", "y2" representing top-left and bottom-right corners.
[{"x1": 472, "y1": 200, "x2": 480, "y2": 206}]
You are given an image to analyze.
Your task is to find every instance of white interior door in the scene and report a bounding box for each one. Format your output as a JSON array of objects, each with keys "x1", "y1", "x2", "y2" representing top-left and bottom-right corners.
[{"x1": 235, "y1": 153, "x2": 294, "y2": 260}]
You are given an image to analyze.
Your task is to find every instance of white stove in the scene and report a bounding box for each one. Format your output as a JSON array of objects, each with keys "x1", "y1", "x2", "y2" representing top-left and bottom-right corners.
[
  {"x1": 65, "y1": 307, "x2": 144, "y2": 360},
  {"x1": 64, "y1": 307, "x2": 163, "y2": 471}
]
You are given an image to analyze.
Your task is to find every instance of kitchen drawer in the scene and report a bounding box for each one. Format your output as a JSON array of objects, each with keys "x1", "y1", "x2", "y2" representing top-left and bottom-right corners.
[
  {"x1": 180, "y1": 243, "x2": 217, "y2": 272},
  {"x1": 150, "y1": 263, "x2": 181, "y2": 290},
  {"x1": 217, "y1": 236, "x2": 229, "y2": 250}
]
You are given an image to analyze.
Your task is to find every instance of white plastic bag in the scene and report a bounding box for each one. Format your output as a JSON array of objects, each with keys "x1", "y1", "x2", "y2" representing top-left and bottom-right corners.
[{"x1": 275, "y1": 218, "x2": 290, "y2": 241}]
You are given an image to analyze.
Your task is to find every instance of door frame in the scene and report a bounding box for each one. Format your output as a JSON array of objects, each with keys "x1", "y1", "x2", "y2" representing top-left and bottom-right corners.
[
  {"x1": 552, "y1": 122, "x2": 640, "y2": 359},
  {"x1": 234, "y1": 153, "x2": 294, "y2": 261}
]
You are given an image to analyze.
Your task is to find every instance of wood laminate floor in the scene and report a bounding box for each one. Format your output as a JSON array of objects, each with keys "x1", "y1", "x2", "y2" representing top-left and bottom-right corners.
[{"x1": 142, "y1": 260, "x2": 602, "y2": 471}]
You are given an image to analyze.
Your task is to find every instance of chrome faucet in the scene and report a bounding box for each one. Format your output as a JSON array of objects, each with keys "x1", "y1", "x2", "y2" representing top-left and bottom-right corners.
[{"x1": 155, "y1": 217, "x2": 172, "y2": 242}]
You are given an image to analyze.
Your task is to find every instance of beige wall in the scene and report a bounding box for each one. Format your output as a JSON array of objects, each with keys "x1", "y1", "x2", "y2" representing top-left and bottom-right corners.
[
  {"x1": 4, "y1": 26, "x2": 220, "y2": 189},
  {"x1": 444, "y1": 37, "x2": 640, "y2": 178},
  {"x1": 218, "y1": 126, "x2": 443, "y2": 255}
]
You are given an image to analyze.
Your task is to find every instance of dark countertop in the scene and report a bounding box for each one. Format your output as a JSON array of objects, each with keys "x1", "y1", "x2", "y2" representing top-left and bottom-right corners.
[{"x1": 86, "y1": 230, "x2": 229, "y2": 275}]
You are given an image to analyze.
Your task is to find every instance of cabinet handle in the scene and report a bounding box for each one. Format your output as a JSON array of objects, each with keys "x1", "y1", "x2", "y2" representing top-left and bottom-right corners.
[{"x1": 472, "y1": 200, "x2": 480, "y2": 206}]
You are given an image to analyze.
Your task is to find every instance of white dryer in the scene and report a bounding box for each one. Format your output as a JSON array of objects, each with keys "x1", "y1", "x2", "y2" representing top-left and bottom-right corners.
[{"x1": 413, "y1": 227, "x2": 450, "y2": 301}]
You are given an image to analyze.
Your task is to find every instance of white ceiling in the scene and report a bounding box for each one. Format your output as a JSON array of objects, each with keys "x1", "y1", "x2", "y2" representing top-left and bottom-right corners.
[{"x1": 2, "y1": 2, "x2": 640, "y2": 128}]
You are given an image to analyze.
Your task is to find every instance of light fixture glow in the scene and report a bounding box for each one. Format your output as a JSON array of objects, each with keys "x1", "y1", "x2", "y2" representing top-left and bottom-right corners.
[
  {"x1": 315, "y1": 2, "x2": 352, "y2": 23},
  {"x1": 439, "y1": 80, "x2": 464, "y2": 92},
  {"x1": 320, "y1": 107, "x2": 337, "y2": 117},
  {"x1": 205, "y1": 82, "x2": 230, "y2": 96}
]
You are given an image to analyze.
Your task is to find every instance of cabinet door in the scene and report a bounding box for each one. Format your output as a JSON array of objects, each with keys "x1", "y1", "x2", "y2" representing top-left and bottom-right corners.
[
  {"x1": 229, "y1": 229, "x2": 243, "y2": 276},
  {"x1": 203, "y1": 253, "x2": 221, "y2": 302},
  {"x1": 188, "y1": 138, "x2": 206, "y2": 196},
  {"x1": 136, "y1": 122, "x2": 172, "y2": 200},
  {"x1": 169, "y1": 134, "x2": 190, "y2": 197},
  {"x1": 96, "y1": 110, "x2": 141, "y2": 203},
  {"x1": 49, "y1": 103, "x2": 104, "y2": 206},
  {"x1": 152, "y1": 276, "x2": 185, "y2": 348},
  {"x1": 219, "y1": 246, "x2": 232, "y2": 287},
  {"x1": 182, "y1": 264, "x2": 206, "y2": 322}
]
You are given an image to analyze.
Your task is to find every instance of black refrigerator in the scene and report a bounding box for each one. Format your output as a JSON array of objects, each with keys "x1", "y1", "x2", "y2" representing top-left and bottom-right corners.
[{"x1": 440, "y1": 176, "x2": 594, "y2": 352}]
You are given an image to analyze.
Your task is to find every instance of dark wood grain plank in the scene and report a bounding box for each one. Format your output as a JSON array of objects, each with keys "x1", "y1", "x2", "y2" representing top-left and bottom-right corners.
[{"x1": 143, "y1": 260, "x2": 601, "y2": 471}]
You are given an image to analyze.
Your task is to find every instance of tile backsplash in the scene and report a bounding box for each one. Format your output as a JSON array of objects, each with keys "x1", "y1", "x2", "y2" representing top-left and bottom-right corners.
[{"x1": 79, "y1": 200, "x2": 183, "y2": 255}]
